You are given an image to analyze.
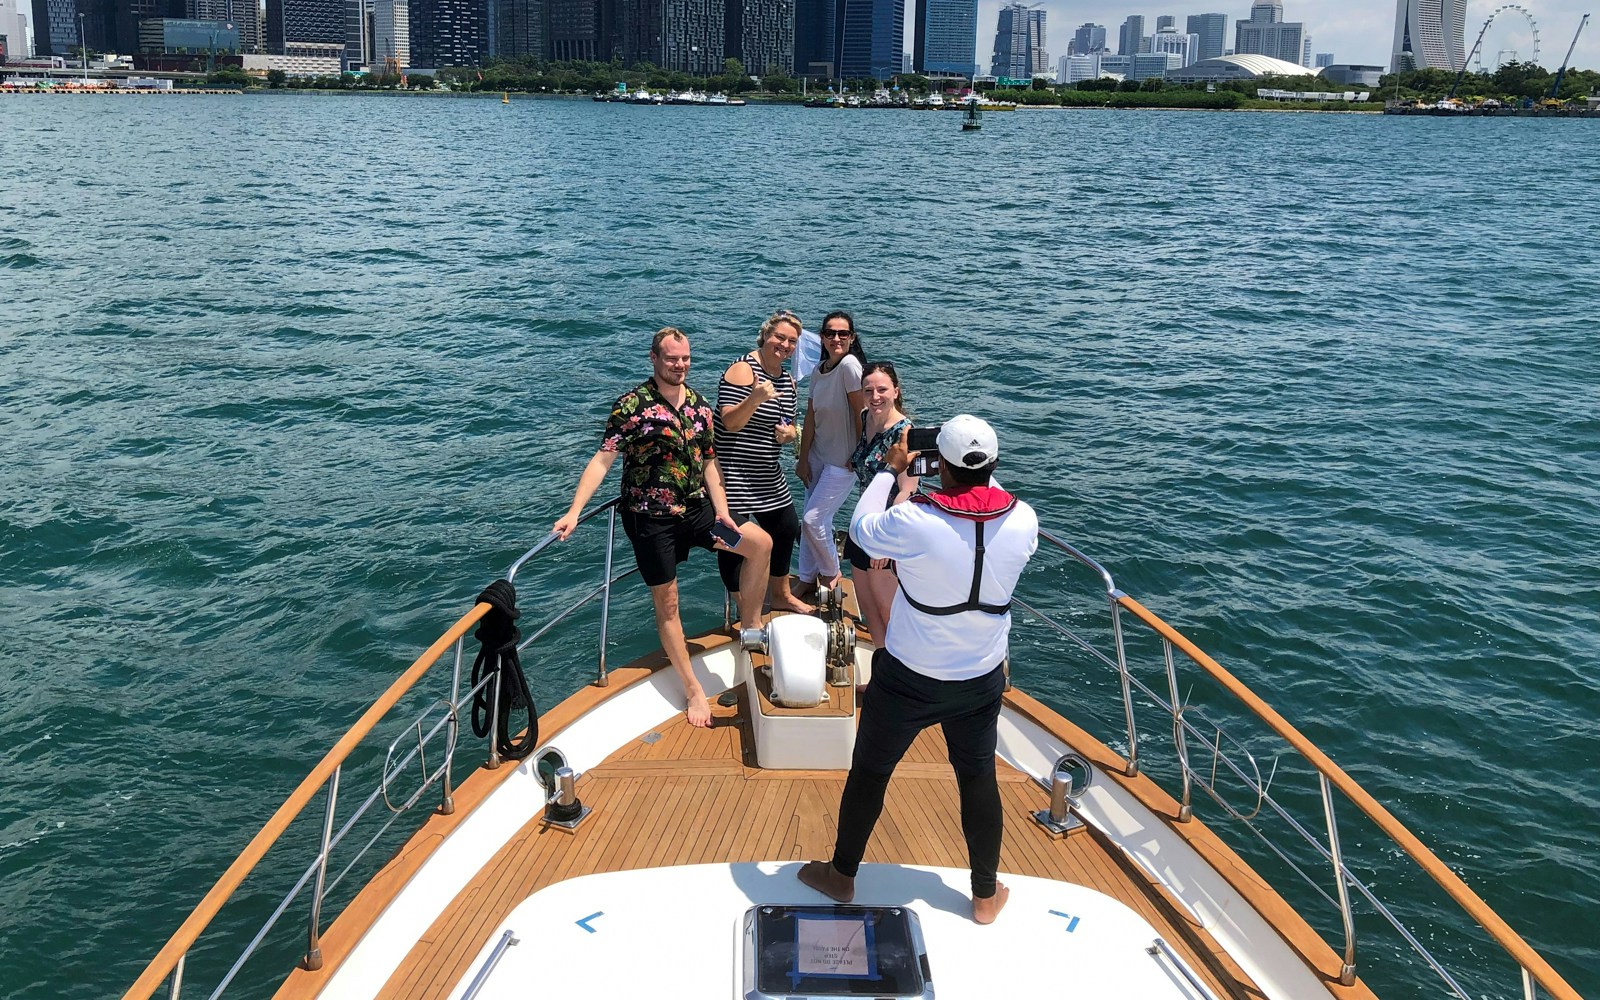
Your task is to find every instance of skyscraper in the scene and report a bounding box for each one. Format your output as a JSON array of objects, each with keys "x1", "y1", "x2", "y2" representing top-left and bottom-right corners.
[
  {"x1": 1149, "y1": 25, "x2": 1196, "y2": 66},
  {"x1": 1154, "y1": 14, "x2": 1173, "y2": 31},
  {"x1": 0, "y1": 0, "x2": 30, "y2": 57},
  {"x1": 370, "y1": 0, "x2": 407, "y2": 64},
  {"x1": 988, "y1": 1, "x2": 1042, "y2": 78},
  {"x1": 1185, "y1": 12, "x2": 1225, "y2": 61},
  {"x1": 725, "y1": 0, "x2": 793, "y2": 74},
  {"x1": 792, "y1": 0, "x2": 837, "y2": 76},
  {"x1": 493, "y1": 0, "x2": 542, "y2": 57},
  {"x1": 29, "y1": 0, "x2": 74, "y2": 54},
  {"x1": 618, "y1": 0, "x2": 722, "y2": 73},
  {"x1": 913, "y1": 0, "x2": 974, "y2": 75},
  {"x1": 191, "y1": 0, "x2": 262, "y2": 50},
  {"x1": 1116, "y1": 14, "x2": 1141, "y2": 55},
  {"x1": 1070, "y1": 21, "x2": 1103, "y2": 55},
  {"x1": 1234, "y1": 0, "x2": 1303, "y2": 65},
  {"x1": 1314, "y1": 51, "x2": 1332, "y2": 68},
  {"x1": 266, "y1": 0, "x2": 344, "y2": 54},
  {"x1": 544, "y1": 0, "x2": 597, "y2": 59},
  {"x1": 1390, "y1": 0, "x2": 1465, "y2": 72},
  {"x1": 341, "y1": 0, "x2": 365, "y2": 65},
  {"x1": 838, "y1": 0, "x2": 900, "y2": 79}
]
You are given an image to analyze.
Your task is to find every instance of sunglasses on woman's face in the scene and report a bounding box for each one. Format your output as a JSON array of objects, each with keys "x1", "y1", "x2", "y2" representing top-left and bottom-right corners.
[{"x1": 823, "y1": 329, "x2": 853, "y2": 338}]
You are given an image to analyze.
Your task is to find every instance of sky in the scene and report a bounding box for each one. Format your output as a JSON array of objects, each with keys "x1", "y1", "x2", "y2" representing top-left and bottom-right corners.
[{"x1": 963, "y1": 0, "x2": 1598, "y2": 72}]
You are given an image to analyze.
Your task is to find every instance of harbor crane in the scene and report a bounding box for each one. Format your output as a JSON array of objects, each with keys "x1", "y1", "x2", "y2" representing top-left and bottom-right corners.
[{"x1": 1549, "y1": 14, "x2": 1590, "y2": 98}]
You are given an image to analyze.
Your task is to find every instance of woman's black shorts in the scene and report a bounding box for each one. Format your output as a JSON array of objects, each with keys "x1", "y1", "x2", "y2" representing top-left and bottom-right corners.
[{"x1": 620, "y1": 500, "x2": 718, "y2": 588}]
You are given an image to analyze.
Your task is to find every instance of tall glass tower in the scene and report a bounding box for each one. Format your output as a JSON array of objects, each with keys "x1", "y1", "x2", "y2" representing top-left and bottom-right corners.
[
  {"x1": 838, "y1": 0, "x2": 900, "y2": 80},
  {"x1": 913, "y1": 0, "x2": 973, "y2": 74}
]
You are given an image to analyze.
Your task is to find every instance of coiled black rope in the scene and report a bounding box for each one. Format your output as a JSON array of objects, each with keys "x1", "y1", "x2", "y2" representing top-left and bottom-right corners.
[{"x1": 469, "y1": 579, "x2": 537, "y2": 761}]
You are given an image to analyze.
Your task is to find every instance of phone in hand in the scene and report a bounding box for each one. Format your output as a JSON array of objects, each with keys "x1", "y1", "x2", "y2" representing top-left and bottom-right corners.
[
  {"x1": 710, "y1": 520, "x2": 743, "y2": 550},
  {"x1": 906, "y1": 426, "x2": 941, "y2": 453},
  {"x1": 910, "y1": 454, "x2": 940, "y2": 477}
]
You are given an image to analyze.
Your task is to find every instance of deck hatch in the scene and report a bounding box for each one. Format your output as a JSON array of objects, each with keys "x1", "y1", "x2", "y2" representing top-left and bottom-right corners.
[{"x1": 743, "y1": 904, "x2": 933, "y2": 999}]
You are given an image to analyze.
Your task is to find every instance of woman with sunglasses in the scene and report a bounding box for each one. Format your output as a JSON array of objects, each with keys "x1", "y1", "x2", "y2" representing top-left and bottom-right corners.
[
  {"x1": 845, "y1": 361, "x2": 919, "y2": 651},
  {"x1": 795, "y1": 311, "x2": 866, "y2": 599},
  {"x1": 714, "y1": 311, "x2": 814, "y2": 613}
]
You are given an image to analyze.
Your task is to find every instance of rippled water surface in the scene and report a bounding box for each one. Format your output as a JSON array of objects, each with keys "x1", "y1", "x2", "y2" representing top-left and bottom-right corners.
[{"x1": 1, "y1": 95, "x2": 1597, "y2": 998}]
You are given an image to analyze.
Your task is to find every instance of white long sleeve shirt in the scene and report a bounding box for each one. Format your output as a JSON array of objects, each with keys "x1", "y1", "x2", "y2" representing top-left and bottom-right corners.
[{"x1": 849, "y1": 472, "x2": 1039, "y2": 681}]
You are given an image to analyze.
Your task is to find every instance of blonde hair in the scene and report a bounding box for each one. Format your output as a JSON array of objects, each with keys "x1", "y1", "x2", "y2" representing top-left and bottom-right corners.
[{"x1": 757, "y1": 310, "x2": 803, "y2": 347}]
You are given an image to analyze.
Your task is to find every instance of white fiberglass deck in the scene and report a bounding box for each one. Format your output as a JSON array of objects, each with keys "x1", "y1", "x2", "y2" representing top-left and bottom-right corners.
[{"x1": 450, "y1": 864, "x2": 1215, "y2": 999}]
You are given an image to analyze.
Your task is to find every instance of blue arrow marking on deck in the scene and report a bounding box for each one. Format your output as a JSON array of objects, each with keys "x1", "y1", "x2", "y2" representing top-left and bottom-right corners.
[
  {"x1": 1048, "y1": 910, "x2": 1080, "y2": 933},
  {"x1": 576, "y1": 911, "x2": 604, "y2": 933}
]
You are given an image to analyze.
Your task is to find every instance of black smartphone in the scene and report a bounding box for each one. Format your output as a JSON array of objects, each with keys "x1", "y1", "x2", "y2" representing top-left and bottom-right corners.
[
  {"x1": 710, "y1": 520, "x2": 743, "y2": 550},
  {"x1": 906, "y1": 426, "x2": 941, "y2": 453}
]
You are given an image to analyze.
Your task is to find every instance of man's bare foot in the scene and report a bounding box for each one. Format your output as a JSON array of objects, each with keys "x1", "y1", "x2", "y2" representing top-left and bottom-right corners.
[
  {"x1": 686, "y1": 697, "x2": 712, "y2": 729},
  {"x1": 797, "y1": 861, "x2": 855, "y2": 902},
  {"x1": 972, "y1": 883, "x2": 1009, "y2": 924}
]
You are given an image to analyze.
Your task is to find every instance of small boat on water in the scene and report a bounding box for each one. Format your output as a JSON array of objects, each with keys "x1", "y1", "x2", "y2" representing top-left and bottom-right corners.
[{"x1": 122, "y1": 500, "x2": 1582, "y2": 1000}]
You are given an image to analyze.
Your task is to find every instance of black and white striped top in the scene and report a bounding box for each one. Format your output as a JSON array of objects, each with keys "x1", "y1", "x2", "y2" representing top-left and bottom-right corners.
[{"x1": 713, "y1": 352, "x2": 798, "y2": 514}]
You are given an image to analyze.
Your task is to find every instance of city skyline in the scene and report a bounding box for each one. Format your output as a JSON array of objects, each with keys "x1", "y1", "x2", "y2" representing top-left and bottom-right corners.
[{"x1": 958, "y1": 0, "x2": 1595, "y2": 71}]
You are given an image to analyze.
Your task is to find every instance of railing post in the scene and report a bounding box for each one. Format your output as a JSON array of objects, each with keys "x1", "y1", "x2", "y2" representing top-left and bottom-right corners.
[
  {"x1": 301, "y1": 766, "x2": 340, "y2": 971},
  {"x1": 166, "y1": 953, "x2": 185, "y2": 1000},
  {"x1": 1109, "y1": 597, "x2": 1139, "y2": 776},
  {"x1": 1162, "y1": 639, "x2": 1192, "y2": 821},
  {"x1": 596, "y1": 506, "x2": 616, "y2": 687},
  {"x1": 1523, "y1": 967, "x2": 1538, "y2": 1000},
  {"x1": 450, "y1": 635, "x2": 464, "y2": 713},
  {"x1": 1320, "y1": 773, "x2": 1357, "y2": 985},
  {"x1": 485, "y1": 664, "x2": 503, "y2": 770}
]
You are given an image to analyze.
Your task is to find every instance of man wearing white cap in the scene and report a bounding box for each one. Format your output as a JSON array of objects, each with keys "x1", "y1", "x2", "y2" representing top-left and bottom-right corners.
[{"x1": 798, "y1": 414, "x2": 1039, "y2": 924}]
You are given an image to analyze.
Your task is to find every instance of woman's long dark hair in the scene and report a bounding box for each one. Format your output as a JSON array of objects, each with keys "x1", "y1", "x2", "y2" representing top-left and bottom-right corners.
[{"x1": 819, "y1": 310, "x2": 867, "y2": 367}]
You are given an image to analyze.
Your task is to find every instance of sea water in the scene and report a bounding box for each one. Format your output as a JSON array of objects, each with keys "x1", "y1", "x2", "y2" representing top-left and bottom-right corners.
[{"x1": 1, "y1": 95, "x2": 1596, "y2": 998}]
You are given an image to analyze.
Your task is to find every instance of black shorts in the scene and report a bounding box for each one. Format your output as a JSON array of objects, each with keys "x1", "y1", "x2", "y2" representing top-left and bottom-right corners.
[
  {"x1": 844, "y1": 535, "x2": 892, "y2": 573},
  {"x1": 620, "y1": 499, "x2": 718, "y2": 588}
]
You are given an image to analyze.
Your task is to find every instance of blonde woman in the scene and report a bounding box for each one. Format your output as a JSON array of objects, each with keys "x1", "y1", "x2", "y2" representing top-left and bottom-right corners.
[{"x1": 715, "y1": 311, "x2": 812, "y2": 612}]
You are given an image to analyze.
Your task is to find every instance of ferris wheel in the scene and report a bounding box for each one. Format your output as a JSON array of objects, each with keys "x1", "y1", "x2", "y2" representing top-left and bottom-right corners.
[{"x1": 1468, "y1": 4, "x2": 1542, "y2": 71}]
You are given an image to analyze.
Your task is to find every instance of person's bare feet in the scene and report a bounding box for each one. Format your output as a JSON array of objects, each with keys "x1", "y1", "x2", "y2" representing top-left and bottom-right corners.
[
  {"x1": 797, "y1": 861, "x2": 855, "y2": 902},
  {"x1": 972, "y1": 883, "x2": 1009, "y2": 924},
  {"x1": 778, "y1": 594, "x2": 817, "y2": 614},
  {"x1": 686, "y1": 696, "x2": 712, "y2": 728}
]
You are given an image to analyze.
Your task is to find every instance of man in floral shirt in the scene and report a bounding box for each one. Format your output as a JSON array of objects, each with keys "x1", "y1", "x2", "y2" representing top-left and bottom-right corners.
[{"x1": 554, "y1": 328, "x2": 773, "y2": 727}]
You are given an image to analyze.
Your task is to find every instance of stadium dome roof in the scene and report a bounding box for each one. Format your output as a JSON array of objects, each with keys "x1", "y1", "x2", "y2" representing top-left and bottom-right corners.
[{"x1": 1196, "y1": 54, "x2": 1314, "y2": 77}]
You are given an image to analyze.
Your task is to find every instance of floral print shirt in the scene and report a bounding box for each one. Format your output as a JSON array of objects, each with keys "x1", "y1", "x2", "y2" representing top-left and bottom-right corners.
[
  {"x1": 601, "y1": 378, "x2": 717, "y2": 517},
  {"x1": 851, "y1": 416, "x2": 913, "y2": 490}
]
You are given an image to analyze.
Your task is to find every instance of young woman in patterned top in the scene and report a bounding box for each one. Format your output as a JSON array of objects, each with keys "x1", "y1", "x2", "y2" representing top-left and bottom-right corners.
[
  {"x1": 714, "y1": 310, "x2": 813, "y2": 613},
  {"x1": 846, "y1": 361, "x2": 919, "y2": 650}
]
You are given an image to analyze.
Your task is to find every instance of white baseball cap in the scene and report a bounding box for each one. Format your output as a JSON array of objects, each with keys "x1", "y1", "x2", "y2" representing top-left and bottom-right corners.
[{"x1": 937, "y1": 414, "x2": 999, "y2": 469}]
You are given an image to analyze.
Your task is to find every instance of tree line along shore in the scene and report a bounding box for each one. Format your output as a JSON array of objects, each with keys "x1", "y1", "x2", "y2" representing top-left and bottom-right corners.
[{"x1": 129, "y1": 57, "x2": 1598, "y2": 116}]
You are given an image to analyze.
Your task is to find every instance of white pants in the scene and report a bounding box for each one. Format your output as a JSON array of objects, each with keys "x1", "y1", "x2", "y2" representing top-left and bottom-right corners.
[{"x1": 797, "y1": 463, "x2": 856, "y2": 584}]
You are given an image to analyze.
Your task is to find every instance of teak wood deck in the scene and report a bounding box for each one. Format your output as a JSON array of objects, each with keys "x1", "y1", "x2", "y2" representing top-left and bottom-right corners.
[{"x1": 373, "y1": 690, "x2": 1265, "y2": 1000}]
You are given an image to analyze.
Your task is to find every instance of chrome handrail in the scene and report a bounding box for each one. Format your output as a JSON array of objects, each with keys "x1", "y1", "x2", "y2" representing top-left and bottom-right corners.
[
  {"x1": 1016, "y1": 534, "x2": 1578, "y2": 1000},
  {"x1": 134, "y1": 498, "x2": 636, "y2": 1000}
]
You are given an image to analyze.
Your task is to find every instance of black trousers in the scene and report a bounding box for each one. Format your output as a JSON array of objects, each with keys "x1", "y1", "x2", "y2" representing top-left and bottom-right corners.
[
  {"x1": 830, "y1": 648, "x2": 1006, "y2": 897},
  {"x1": 716, "y1": 505, "x2": 801, "y2": 593}
]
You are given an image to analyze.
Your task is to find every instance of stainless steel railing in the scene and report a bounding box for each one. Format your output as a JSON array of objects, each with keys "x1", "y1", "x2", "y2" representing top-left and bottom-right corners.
[
  {"x1": 1017, "y1": 529, "x2": 1567, "y2": 1000},
  {"x1": 144, "y1": 499, "x2": 635, "y2": 1000}
]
